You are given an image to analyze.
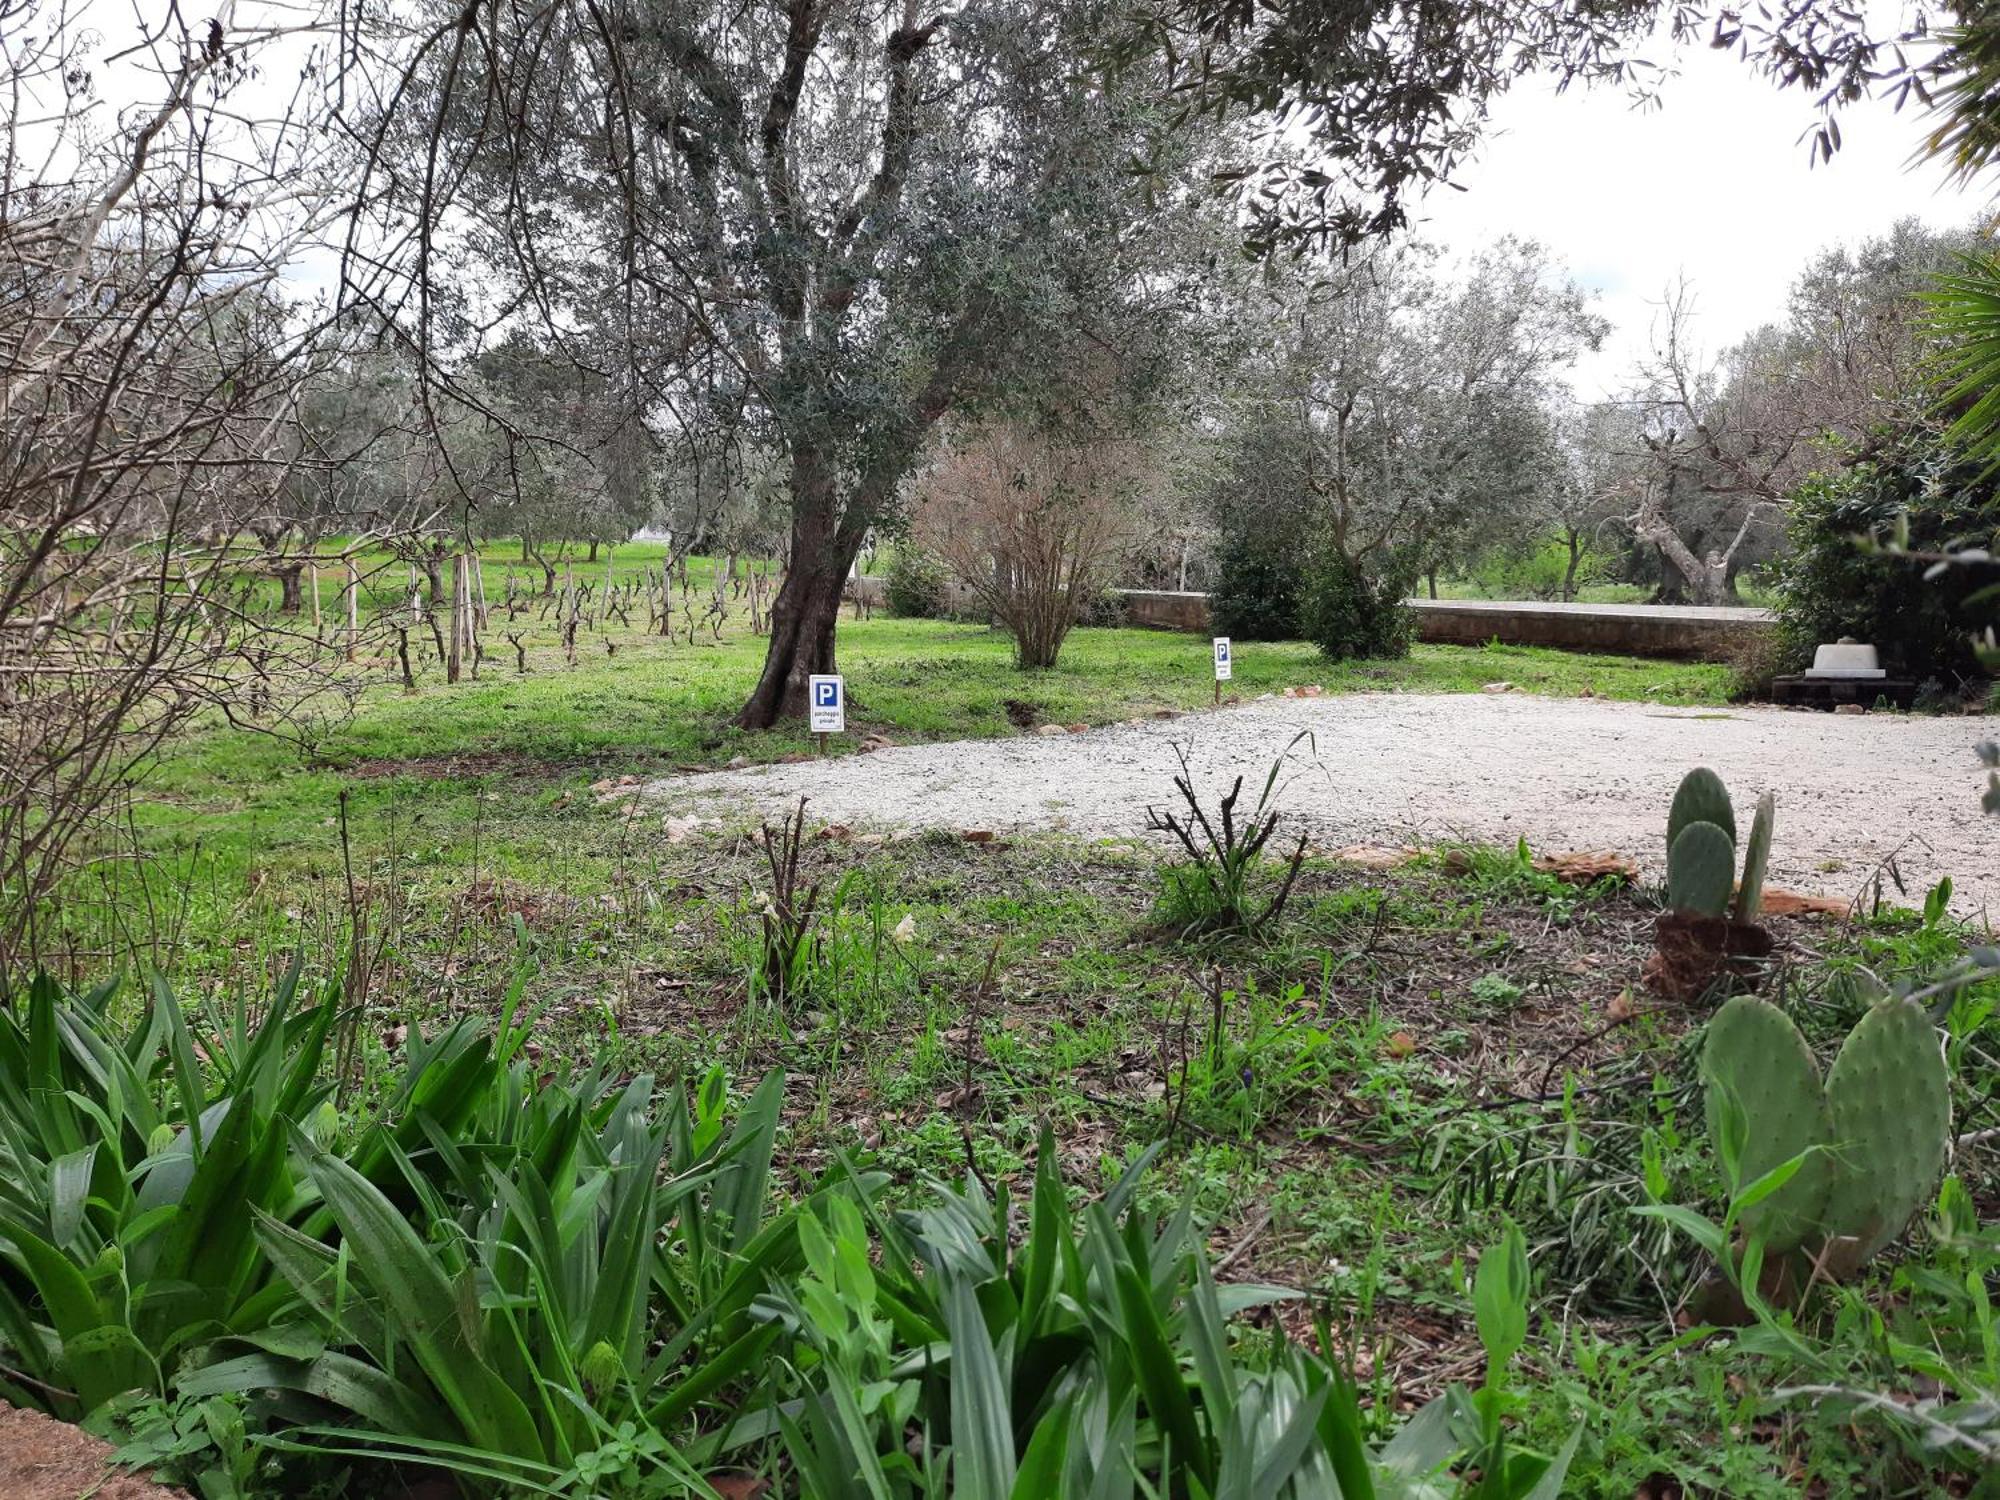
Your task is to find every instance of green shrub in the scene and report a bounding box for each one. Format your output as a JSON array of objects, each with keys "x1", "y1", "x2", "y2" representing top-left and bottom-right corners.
[
  {"x1": 755, "y1": 1127, "x2": 1581, "y2": 1500},
  {"x1": 0, "y1": 969, "x2": 336, "y2": 1422},
  {"x1": 0, "y1": 967, "x2": 847, "y2": 1495},
  {"x1": 1772, "y1": 430, "x2": 2000, "y2": 691},
  {"x1": 1208, "y1": 532, "x2": 1304, "y2": 641},
  {"x1": 1301, "y1": 548, "x2": 1417, "y2": 660},
  {"x1": 883, "y1": 547, "x2": 951, "y2": 619}
]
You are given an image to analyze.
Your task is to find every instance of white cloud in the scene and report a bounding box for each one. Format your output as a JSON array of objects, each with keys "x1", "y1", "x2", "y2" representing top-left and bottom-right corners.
[{"x1": 1413, "y1": 38, "x2": 1994, "y2": 398}]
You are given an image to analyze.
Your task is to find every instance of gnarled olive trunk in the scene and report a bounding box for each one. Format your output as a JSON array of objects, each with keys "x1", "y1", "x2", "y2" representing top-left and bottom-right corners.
[
  {"x1": 273, "y1": 564, "x2": 304, "y2": 614},
  {"x1": 736, "y1": 455, "x2": 867, "y2": 729}
]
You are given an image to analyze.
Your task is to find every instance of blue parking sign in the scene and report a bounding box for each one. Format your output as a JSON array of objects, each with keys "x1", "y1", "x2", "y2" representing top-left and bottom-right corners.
[{"x1": 808, "y1": 674, "x2": 845, "y2": 733}]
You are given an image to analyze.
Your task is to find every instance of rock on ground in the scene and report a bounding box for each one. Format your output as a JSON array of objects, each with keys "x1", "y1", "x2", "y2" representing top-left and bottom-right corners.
[
  {"x1": 650, "y1": 693, "x2": 2000, "y2": 916},
  {"x1": 0, "y1": 1402, "x2": 187, "y2": 1500}
]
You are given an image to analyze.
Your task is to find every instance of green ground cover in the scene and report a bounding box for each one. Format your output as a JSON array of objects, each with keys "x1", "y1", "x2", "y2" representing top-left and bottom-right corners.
[{"x1": 14, "y1": 551, "x2": 1989, "y2": 1498}]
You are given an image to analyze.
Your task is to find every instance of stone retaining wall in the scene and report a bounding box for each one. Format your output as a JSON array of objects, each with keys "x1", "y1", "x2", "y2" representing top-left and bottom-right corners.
[
  {"x1": 852, "y1": 577, "x2": 1773, "y2": 662},
  {"x1": 1403, "y1": 598, "x2": 1773, "y2": 661}
]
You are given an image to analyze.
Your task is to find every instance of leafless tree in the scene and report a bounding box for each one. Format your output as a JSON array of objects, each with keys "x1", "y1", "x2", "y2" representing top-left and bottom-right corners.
[
  {"x1": 912, "y1": 424, "x2": 1148, "y2": 669},
  {"x1": 0, "y1": 0, "x2": 367, "y2": 964}
]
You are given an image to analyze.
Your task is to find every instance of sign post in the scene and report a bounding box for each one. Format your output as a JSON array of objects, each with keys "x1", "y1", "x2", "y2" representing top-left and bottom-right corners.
[
  {"x1": 1211, "y1": 636, "x2": 1231, "y2": 705},
  {"x1": 808, "y1": 673, "x2": 845, "y2": 755}
]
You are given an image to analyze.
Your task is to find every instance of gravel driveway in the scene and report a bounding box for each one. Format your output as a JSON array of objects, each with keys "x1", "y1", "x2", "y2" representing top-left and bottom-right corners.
[{"x1": 652, "y1": 694, "x2": 2000, "y2": 916}]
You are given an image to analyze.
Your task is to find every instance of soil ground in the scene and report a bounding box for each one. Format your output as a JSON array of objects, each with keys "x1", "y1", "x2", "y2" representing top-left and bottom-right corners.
[{"x1": 0, "y1": 1403, "x2": 184, "y2": 1500}]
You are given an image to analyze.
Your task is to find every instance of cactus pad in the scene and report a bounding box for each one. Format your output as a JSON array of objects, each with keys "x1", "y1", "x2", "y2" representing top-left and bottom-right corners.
[
  {"x1": 1819, "y1": 996, "x2": 1951, "y2": 1274},
  {"x1": 1668, "y1": 767, "x2": 1736, "y2": 856},
  {"x1": 1668, "y1": 820, "x2": 1735, "y2": 917},
  {"x1": 1734, "y1": 792, "x2": 1775, "y2": 923},
  {"x1": 1703, "y1": 996, "x2": 1832, "y2": 1252}
]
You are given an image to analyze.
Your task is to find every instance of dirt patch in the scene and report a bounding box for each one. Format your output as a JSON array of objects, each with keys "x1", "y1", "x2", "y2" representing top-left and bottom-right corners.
[
  {"x1": 652, "y1": 692, "x2": 2000, "y2": 916},
  {"x1": 0, "y1": 1402, "x2": 187, "y2": 1500}
]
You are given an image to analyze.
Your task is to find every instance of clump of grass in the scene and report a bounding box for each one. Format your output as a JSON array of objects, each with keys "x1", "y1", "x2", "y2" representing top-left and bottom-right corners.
[
  {"x1": 755, "y1": 797, "x2": 823, "y2": 1006},
  {"x1": 1146, "y1": 734, "x2": 1311, "y2": 939}
]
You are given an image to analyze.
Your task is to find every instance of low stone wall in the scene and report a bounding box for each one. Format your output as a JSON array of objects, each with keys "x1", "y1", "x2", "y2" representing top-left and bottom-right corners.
[
  {"x1": 1406, "y1": 598, "x2": 1774, "y2": 661},
  {"x1": 849, "y1": 572, "x2": 984, "y2": 615},
  {"x1": 1112, "y1": 590, "x2": 1771, "y2": 662},
  {"x1": 856, "y1": 577, "x2": 1771, "y2": 662},
  {"x1": 1116, "y1": 589, "x2": 1213, "y2": 632}
]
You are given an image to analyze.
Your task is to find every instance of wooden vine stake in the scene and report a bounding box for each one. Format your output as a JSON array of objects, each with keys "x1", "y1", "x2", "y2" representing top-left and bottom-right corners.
[
  {"x1": 446, "y1": 551, "x2": 465, "y2": 683},
  {"x1": 343, "y1": 554, "x2": 359, "y2": 662},
  {"x1": 470, "y1": 550, "x2": 489, "y2": 631}
]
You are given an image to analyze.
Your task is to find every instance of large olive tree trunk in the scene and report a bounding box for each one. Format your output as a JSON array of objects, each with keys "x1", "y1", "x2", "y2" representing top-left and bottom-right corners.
[{"x1": 735, "y1": 452, "x2": 868, "y2": 729}]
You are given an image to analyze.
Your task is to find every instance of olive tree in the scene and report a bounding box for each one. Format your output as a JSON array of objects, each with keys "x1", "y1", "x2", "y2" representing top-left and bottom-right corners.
[
  {"x1": 1609, "y1": 223, "x2": 1979, "y2": 604},
  {"x1": 1202, "y1": 240, "x2": 1602, "y2": 647},
  {"x1": 342, "y1": 0, "x2": 1207, "y2": 725}
]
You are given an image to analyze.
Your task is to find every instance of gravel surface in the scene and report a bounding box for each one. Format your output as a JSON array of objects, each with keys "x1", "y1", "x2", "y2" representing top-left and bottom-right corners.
[{"x1": 652, "y1": 693, "x2": 2000, "y2": 916}]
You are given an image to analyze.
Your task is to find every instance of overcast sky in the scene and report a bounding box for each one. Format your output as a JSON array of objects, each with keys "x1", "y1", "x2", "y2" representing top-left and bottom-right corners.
[{"x1": 1416, "y1": 35, "x2": 1994, "y2": 398}]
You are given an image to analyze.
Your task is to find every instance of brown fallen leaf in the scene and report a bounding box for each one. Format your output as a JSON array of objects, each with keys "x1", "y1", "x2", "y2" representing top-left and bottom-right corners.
[
  {"x1": 1606, "y1": 988, "x2": 1636, "y2": 1024},
  {"x1": 1533, "y1": 850, "x2": 1639, "y2": 886},
  {"x1": 963, "y1": 829, "x2": 995, "y2": 843},
  {"x1": 1385, "y1": 1030, "x2": 1417, "y2": 1058},
  {"x1": 1760, "y1": 888, "x2": 1850, "y2": 918}
]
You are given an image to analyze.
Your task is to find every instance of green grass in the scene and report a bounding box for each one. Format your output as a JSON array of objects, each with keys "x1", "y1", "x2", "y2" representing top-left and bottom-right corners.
[
  {"x1": 22, "y1": 540, "x2": 1997, "y2": 1496},
  {"x1": 1434, "y1": 537, "x2": 1780, "y2": 608},
  {"x1": 45, "y1": 812, "x2": 1997, "y2": 1495},
  {"x1": 110, "y1": 551, "x2": 1730, "y2": 922}
]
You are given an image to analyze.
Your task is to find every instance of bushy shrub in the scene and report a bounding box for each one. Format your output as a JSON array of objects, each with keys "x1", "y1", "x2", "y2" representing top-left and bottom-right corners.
[
  {"x1": 1772, "y1": 430, "x2": 2000, "y2": 692},
  {"x1": 1301, "y1": 547, "x2": 1417, "y2": 659},
  {"x1": 1076, "y1": 586, "x2": 1127, "y2": 628},
  {"x1": 883, "y1": 546, "x2": 951, "y2": 619},
  {"x1": 1208, "y1": 532, "x2": 1304, "y2": 641}
]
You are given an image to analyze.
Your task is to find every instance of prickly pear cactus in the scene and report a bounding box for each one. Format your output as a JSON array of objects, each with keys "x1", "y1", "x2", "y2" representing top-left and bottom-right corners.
[
  {"x1": 1669, "y1": 768, "x2": 1737, "y2": 855},
  {"x1": 1734, "y1": 792, "x2": 1775, "y2": 923},
  {"x1": 1702, "y1": 996, "x2": 1831, "y2": 1252},
  {"x1": 1668, "y1": 821, "x2": 1735, "y2": 917},
  {"x1": 1819, "y1": 996, "x2": 1951, "y2": 1275}
]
